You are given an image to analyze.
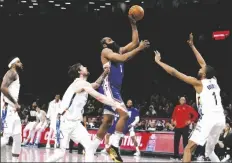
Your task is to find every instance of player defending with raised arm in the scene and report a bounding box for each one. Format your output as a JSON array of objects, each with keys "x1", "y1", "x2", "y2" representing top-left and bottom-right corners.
[
  {"x1": 154, "y1": 33, "x2": 225, "y2": 162},
  {"x1": 46, "y1": 63, "x2": 126, "y2": 162},
  {"x1": 1, "y1": 57, "x2": 23, "y2": 162},
  {"x1": 93, "y1": 16, "x2": 150, "y2": 162}
]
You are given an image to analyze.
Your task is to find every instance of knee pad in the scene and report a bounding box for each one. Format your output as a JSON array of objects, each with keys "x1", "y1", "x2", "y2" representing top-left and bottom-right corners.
[{"x1": 12, "y1": 134, "x2": 22, "y2": 155}]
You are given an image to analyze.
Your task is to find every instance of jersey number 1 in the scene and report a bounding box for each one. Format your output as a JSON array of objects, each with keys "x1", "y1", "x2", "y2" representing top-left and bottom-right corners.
[{"x1": 212, "y1": 92, "x2": 217, "y2": 105}]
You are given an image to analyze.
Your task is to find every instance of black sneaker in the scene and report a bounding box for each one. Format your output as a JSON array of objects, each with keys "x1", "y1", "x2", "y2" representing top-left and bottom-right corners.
[{"x1": 107, "y1": 145, "x2": 123, "y2": 162}]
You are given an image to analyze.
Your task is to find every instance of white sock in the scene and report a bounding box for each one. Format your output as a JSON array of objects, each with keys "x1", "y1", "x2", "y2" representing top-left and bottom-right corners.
[
  {"x1": 92, "y1": 137, "x2": 102, "y2": 152},
  {"x1": 12, "y1": 157, "x2": 19, "y2": 162},
  {"x1": 111, "y1": 132, "x2": 124, "y2": 148},
  {"x1": 136, "y1": 146, "x2": 140, "y2": 152},
  {"x1": 208, "y1": 151, "x2": 220, "y2": 162}
]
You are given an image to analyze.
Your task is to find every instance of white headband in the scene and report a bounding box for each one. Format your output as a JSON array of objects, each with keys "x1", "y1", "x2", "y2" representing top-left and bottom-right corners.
[{"x1": 8, "y1": 57, "x2": 20, "y2": 68}]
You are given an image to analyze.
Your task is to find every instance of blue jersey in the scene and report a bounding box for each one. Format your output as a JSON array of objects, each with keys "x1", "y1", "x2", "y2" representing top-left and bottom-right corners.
[
  {"x1": 99, "y1": 61, "x2": 124, "y2": 114},
  {"x1": 108, "y1": 61, "x2": 124, "y2": 90},
  {"x1": 127, "y1": 107, "x2": 139, "y2": 125}
]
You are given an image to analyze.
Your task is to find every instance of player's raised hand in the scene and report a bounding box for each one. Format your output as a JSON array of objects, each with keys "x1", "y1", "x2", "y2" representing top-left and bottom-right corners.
[
  {"x1": 128, "y1": 15, "x2": 136, "y2": 25},
  {"x1": 138, "y1": 40, "x2": 150, "y2": 50},
  {"x1": 154, "y1": 50, "x2": 161, "y2": 63},
  {"x1": 187, "y1": 33, "x2": 194, "y2": 47}
]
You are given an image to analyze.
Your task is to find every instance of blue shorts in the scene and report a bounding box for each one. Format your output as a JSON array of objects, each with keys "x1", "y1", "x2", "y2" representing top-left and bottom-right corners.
[{"x1": 99, "y1": 83, "x2": 124, "y2": 115}]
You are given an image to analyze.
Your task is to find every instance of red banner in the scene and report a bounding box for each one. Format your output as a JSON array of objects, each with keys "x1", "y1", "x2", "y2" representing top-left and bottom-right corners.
[{"x1": 22, "y1": 127, "x2": 183, "y2": 154}]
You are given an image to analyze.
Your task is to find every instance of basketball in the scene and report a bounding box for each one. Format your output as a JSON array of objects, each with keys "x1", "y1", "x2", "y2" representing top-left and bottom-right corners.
[{"x1": 128, "y1": 5, "x2": 144, "y2": 21}]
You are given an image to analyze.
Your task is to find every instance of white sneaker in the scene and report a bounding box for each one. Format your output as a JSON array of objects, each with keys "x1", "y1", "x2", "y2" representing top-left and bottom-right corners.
[
  {"x1": 134, "y1": 151, "x2": 141, "y2": 156},
  {"x1": 46, "y1": 144, "x2": 50, "y2": 149},
  {"x1": 197, "y1": 155, "x2": 204, "y2": 161},
  {"x1": 101, "y1": 148, "x2": 107, "y2": 154},
  {"x1": 221, "y1": 155, "x2": 230, "y2": 162}
]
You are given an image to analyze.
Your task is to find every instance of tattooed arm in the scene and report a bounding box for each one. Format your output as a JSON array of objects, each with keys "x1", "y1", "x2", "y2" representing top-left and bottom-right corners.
[
  {"x1": 1, "y1": 70, "x2": 18, "y2": 105},
  {"x1": 91, "y1": 67, "x2": 110, "y2": 89}
]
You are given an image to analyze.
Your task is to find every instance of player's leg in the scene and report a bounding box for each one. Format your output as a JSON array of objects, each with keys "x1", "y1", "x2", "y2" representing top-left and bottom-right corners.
[
  {"x1": 22, "y1": 122, "x2": 35, "y2": 145},
  {"x1": 205, "y1": 123, "x2": 225, "y2": 162},
  {"x1": 34, "y1": 122, "x2": 47, "y2": 146},
  {"x1": 101, "y1": 133, "x2": 111, "y2": 153},
  {"x1": 91, "y1": 111, "x2": 114, "y2": 152},
  {"x1": 10, "y1": 111, "x2": 22, "y2": 162},
  {"x1": 46, "y1": 124, "x2": 54, "y2": 148},
  {"x1": 130, "y1": 127, "x2": 140, "y2": 156},
  {"x1": 45, "y1": 121, "x2": 70, "y2": 162},
  {"x1": 108, "y1": 108, "x2": 128, "y2": 162},
  {"x1": 183, "y1": 140, "x2": 198, "y2": 162},
  {"x1": 71, "y1": 122, "x2": 95, "y2": 162},
  {"x1": 183, "y1": 117, "x2": 213, "y2": 162},
  {"x1": 101, "y1": 123, "x2": 115, "y2": 153}
]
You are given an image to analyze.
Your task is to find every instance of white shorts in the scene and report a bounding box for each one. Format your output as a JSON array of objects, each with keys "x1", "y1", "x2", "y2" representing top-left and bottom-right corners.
[
  {"x1": 189, "y1": 114, "x2": 225, "y2": 146},
  {"x1": 3, "y1": 105, "x2": 22, "y2": 136},
  {"x1": 60, "y1": 118, "x2": 92, "y2": 149}
]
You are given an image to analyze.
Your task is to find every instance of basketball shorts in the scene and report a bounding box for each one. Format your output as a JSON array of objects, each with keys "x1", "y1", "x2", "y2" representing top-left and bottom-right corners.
[
  {"x1": 189, "y1": 113, "x2": 225, "y2": 146},
  {"x1": 2, "y1": 105, "x2": 21, "y2": 136},
  {"x1": 99, "y1": 83, "x2": 125, "y2": 115}
]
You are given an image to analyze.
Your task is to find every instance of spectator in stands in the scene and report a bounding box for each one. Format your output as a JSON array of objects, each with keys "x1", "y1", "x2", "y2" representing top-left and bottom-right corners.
[
  {"x1": 171, "y1": 97, "x2": 198, "y2": 160},
  {"x1": 147, "y1": 121, "x2": 156, "y2": 131},
  {"x1": 136, "y1": 120, "x2": 146, "y2": 130}
]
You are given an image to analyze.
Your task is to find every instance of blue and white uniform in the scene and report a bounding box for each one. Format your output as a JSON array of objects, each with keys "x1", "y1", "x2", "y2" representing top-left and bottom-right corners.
[{"x1": 99, "y1": 61, "x2": 125, "y2": 115}]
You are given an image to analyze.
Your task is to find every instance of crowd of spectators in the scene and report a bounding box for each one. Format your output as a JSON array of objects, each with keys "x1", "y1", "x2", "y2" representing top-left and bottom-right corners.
[{"x1": 17, "y1": 90, "x2": 232, "y2": 132}]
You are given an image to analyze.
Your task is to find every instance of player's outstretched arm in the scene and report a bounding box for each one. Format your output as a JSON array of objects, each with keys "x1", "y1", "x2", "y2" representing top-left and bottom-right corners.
[
  {"x1": 154, "y1": 51, "x2": 201, "y2": 87},
  {"x1": 102, "y1": 40, "x2": 150, "y2": 62},
  {"x1": 121, "y1": 16, "x2": 139, "y2": 53},
  {"x1": 187, "y1": 33, "x2": 206, "y2": 68},
  {"x1": 91, "y1": 67, "x2": 110, "y2": 89},
  {"x1": 82, "y1": 86, "x2": 125, "y2": 111},
  {"x1": 1, "y1": 70, "x2": 18, "y2": 105}
]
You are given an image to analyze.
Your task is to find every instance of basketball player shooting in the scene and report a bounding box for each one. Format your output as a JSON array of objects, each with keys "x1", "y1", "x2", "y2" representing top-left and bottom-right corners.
[
  {"x1": 93, "y1": 16, "x2": 150, "y2": 162},
  {"x1": 46, "y1": 63, "x2": 126, "y2": 162},
  {"x1": 154, "y1": 33, "x2": 225, "y2": 162},
  {"x1": 1, "y1": 57, "x2": 23, "y2": 162}
]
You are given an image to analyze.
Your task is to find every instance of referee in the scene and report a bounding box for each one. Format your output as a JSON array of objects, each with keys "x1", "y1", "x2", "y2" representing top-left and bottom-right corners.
[{"x1": 171, "y1": 97, "x2": 198, "y2": 160}]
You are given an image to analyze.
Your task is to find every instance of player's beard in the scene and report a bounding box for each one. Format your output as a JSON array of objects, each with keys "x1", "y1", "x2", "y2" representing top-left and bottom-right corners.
[
  {"x1": 107, "y1": 42, "x2": 120, "y2": 53},
  {"x1": 16, "y1": 66, "x2": 23, "y2": 73},
  {"x1": 197, "y1": 73, "x2": 203, "y2": 80}
]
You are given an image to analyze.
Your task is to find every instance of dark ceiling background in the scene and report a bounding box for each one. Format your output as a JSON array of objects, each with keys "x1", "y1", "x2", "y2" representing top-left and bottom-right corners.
[{"x1": 0, "y1": 0, "x2": 231, "y2": 105}]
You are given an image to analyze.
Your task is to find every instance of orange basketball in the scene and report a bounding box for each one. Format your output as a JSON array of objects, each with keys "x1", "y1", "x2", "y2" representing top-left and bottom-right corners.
[{"x1": 128, "y1": 5, "x2": 144, "y2": 21}]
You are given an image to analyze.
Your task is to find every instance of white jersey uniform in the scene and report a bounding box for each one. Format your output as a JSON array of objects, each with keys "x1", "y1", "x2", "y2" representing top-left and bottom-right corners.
[
  {"x1": 190, "y1": 78, "x2": 225, "y2": 152},
  {"x1": 196, "y1": 78, "x2": 224, "y2": 116},
  {"x1": 60, "y1": 78, "x2": 89, "y2": 122},
  {"x1": 1, "y1": 74, "x2": 20, "y2": 109},
  {"x1": 47, "y1": 100, "x2": 61, "y2": 130},
  {"x1": 1, "y1": 73, "x2": 21, "y2": 135},
  {"x1": 46, "y1": 78, "x2": 94, "y2": 162}
]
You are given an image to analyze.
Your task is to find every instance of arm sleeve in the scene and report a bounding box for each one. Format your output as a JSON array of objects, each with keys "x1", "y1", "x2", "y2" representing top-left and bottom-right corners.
[{"x1": 131, "y1": 116, "x2": 140, "y2": 126}]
